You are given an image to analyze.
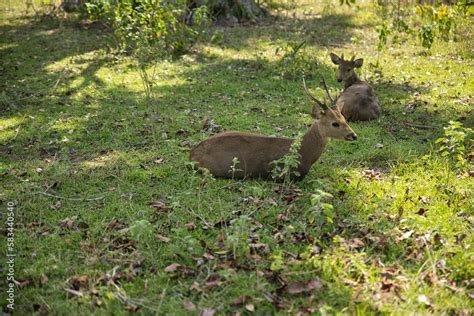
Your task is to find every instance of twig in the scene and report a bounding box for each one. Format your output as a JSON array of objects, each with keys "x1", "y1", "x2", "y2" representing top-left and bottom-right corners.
[
  {"x1": 31, "y1": 191, "x2": 105, "y2": 201},
  {"x1": 401, "y1": 121, "x2": 434, "y2": 130}
]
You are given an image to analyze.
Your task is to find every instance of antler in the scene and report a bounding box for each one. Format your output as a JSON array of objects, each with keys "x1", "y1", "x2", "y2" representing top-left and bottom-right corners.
[
  {"x1": 350, "y1": 55, "x2": 355, "y2": 61},
  {"x1": 303, "y1": 77, "x2": 328, "y2": 111},
  {"x1": 319, "y1": 77, "x2": 334, "y2": 104},
  {"x1": 341, "y1": 53, "x2": 344, "y2": 61}
]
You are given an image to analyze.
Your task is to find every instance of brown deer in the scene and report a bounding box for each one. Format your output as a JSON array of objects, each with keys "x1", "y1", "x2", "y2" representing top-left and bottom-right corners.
[
  {"x1": 189, "y1": 79, "x2": 357, "y2": 180},
  {"x1": 330, "y1": 53, "x2": 381, "y2": 121}
]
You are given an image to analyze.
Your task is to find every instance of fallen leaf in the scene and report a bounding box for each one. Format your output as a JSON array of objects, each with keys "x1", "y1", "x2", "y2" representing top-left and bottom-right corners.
[
  {"x1": 40, "y1": 273, "x2": 48, "y2": 286},
  {"x1": 154, "y1": 158, "x2": 165, "y2": 164},
  {"x1": 245, "y1": 304, "x2": 255, "y2": 312},
  {"x1": 417, "y1": 294, "x2": 432, "y2": 306},
  {"x1": 285, "y1": 279, "x2": 323, "y2": 294},
  {"x1": 202, "y1": 118, "x2": 222, "y2": 134},
  {"x1": 419, "y1": 196, "x2": 430, "y2": 204},
  {"x1": 164, "y1": 263, "x2": 182, "y2": 273},
  {"x1": 58, "y1": 216, "x2": 78, "y2": 229},
  {"x1": 203, "y1": 275, "x2": 224, "y2": 290},
  {"x1": 348, "y1": 238, "x2": 365, "y2": 249},
  {"x1": 68, "y1": 275, "x2": 89, "y2": 291},
  {"x1": 125, "y1": 303, "x2": 139, "y2": 312},
  {"x1": 231, "y1": 296, "x2": 249, "y2": 306},
  {"x1": 148, "y1": 200, "x2": 169, "y2": 212},
  {"x1": 184, "y1": 222, "x2": 196, "y2": 230},
  {"x1": 201, "y1": 308, "x2": 216, "y2": 316},
  {"x1": 203, "y1": 252, "x2": 215, "y2": 260},
  {"x1": 182, "y1": 300, "x2": 196, "y2": 311},
  {"x1": 157, "y1": 234, "x2": 171, "y2": 243},
  {"x1": 107, "y1": 219, "x2": 126, "y2": 230},
  {"x1": 400, "y1": 230, "x2": 414, "y2": 240}
]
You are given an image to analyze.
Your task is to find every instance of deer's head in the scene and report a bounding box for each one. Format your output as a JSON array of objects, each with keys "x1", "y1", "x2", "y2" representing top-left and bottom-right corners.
[
  {"x1": 303, "y1": 78, "x2": 357, "y2": 141},
  {"x1": 329, "y1": 53, "x2": 363, "y2": 83}
]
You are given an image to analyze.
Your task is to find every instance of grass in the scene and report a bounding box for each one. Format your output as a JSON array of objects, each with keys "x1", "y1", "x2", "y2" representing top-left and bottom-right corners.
[{"x1": 0, "y1": 1, "x2": 473, "y2": 314}]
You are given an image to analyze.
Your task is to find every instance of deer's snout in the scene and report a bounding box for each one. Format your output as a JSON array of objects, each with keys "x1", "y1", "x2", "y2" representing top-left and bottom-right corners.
[
  {"x1": 345, "y1": 132, "x2": 357, "y2": 141},
  {"x1": 337, "y1": 78, "x2": 342, "y2": 82}
]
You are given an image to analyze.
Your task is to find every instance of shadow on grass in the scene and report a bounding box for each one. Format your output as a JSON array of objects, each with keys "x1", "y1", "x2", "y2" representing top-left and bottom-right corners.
[{"x1": 2, "y1": 13, "x2": 472, "y2": 315}]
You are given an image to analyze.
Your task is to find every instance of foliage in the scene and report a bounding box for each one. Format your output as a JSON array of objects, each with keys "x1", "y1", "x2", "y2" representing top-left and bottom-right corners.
[
  {"x1": 369, "y1": 1, "x2": 471, "y2": 50},
  {"x1": 85, "y1": 0, "x2": 210, "y2": 57},
  {"x1": 271, "y1": 133, "x2": 303, "y2": 182},
  {"x1": 1, "y1": 1, "x2": 473, "y2": 314},
  {"x1": 435, "y1": 121, "x2": 473, "y2": 171},
  {"x1": 306, "y1": 187, "x2": 334, "y2": 225},
  {"x1": 274, "y1": 41, "x2": 319, "y2": 79}
]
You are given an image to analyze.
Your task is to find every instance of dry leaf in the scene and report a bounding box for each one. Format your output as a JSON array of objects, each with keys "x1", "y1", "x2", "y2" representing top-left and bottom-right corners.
[
  {"x1": 149, "y1": 200, "x2": 169, "y2": 212},
  {"x1": 201, "y1": 308, "x2": 216, "y2": 316},
  {"x1": 245, "y1": 304, "x2": 255, "y2": 312},
  {"x1": 164, "y1": 263, "x2": 182, "y2": 273},
  {"x1": 232, "y1": 296, "x2": 249, "y2": 306},
  {"x1": 182, "y1": 300, "x2": 196, "y2": 311},
  {"x1": 185, "y1": 222, "x2": 196, "y2": 230},
  {"x1": 40, "y1": 273, "x2": 48, "y2": 286},
  {"x1": 157, "y1": 234, "x2": 171, "y2": 243},
  {"x1": 285, "y1": 279, "x2": 323, "y2": 294},
  {"x1": 417, "y1": 294, "x2": 431, "y2": 306}
]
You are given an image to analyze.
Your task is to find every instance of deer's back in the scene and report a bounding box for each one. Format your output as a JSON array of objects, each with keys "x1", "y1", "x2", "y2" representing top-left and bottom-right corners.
[
  {"x1": 190, "y1": 131, "x2": 293, "y2": 178},
  {"x1": 338, "y1": 82, "x2": 381, "y2": 121}
]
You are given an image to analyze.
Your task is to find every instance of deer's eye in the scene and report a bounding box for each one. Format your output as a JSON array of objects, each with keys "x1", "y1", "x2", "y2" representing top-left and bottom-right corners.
[
  {"x1": 332, "y1": 122, "x2": 340, "y2": 128},
  {"x1": 347, "y1": 68, "x2": 351, "y2": 72}
]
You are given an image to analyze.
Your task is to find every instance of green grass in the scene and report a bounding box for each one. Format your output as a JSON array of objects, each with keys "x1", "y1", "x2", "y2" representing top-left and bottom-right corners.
[{"x1": 1, "y1": 1, "x2": 473, "y2": 315}]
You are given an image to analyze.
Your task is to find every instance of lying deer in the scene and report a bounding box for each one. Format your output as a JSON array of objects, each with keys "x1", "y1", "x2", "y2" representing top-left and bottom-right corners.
[
  {"x1": 189, "y1": 79, "x2": 357, "y2": 180},
  {"x1": 330, "y1": 53, "x2": 381, "y2": 121}
]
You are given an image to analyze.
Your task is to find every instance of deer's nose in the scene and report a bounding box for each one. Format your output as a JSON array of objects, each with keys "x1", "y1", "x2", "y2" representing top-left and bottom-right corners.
[{"x1": 345, "y1": 132, "x2": 357, "y2": 141}]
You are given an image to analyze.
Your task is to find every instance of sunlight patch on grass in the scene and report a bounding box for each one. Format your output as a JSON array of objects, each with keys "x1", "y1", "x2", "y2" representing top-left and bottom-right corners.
[{"x1": 80, "y1": 151, "x2": 120, "y2": 169}]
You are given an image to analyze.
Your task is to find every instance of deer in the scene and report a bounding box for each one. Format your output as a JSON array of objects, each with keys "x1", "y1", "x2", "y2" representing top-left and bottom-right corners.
[
  {"x1": 189, "y1": 78, "x2": 357, "y2": 180},
  {"x1": 329, "y1": 53, "x2": 381, "y2": 121}
]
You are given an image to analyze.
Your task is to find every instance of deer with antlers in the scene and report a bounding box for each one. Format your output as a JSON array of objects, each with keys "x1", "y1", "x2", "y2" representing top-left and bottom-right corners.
[
  {"x1": 189, "y1": 78, "x2": 357, "y2": 180},
  {"x1": 330, "y1": 53, "x2": 381, "y2": 121}
]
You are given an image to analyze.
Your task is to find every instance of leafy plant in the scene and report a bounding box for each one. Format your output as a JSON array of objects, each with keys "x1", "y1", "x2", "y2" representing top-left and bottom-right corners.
[
  {"x1": 418, "y1": 24, "x2": 435, "y2": 49},
  {"x1": 86, "y1": 0, "x2": 209, "y2": 56},
  {"x1": 275, "y1": 41, "x2": 318, "y2": 80},
  {"x1": 270, "y1": 250, "x2": 284, "y2": 271},
  {"x1": 306, "y1": 188, "x2": 335, "y2": 225},
  {"x1": 376, "y1": 21, "x2": 390, "y2": 52},
  {"x1": 435, "y1": 121, "x2": 473, "y2": 170},
  {"x1": 271, "y1": 133, "x2": 303, "y2": 182}
]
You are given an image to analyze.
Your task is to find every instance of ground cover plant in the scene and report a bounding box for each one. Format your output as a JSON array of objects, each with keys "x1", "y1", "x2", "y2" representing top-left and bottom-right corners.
[{"x1": 0, "y1": 0, "x2": 473, "y2": 314}]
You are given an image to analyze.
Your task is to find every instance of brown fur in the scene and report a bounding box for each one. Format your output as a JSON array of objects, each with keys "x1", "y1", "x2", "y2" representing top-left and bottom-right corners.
[
  {"x1": 190, "y1": 102, "x2": 356, "y2": 180},
  {"x1": 330, "y1": 53, "x2": 381, "y2": 121}
]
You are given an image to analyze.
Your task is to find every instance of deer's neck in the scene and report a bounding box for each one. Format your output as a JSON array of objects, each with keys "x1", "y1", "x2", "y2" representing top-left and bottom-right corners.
[
  {"x1": 297, "y1": 122, "x2": 328, "y2": 175},
  {"x1": 344, "y1": 73, "x2": 360, "y2": 89}
]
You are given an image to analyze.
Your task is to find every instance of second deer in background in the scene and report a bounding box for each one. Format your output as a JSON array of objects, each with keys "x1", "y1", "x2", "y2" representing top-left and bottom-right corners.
[{"x1": 330, "y1": 53, "x2": 381, "y2": 121}]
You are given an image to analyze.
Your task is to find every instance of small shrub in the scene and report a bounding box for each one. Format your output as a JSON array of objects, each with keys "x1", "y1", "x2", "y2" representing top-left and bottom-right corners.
[
  {"x1": 435, "y1": 121, "x2": 473, "y2": 171},
  {"x1": 275, "y1": 41, "x2": 318, "y2": 80},
  {"x1": 271, "y1": 133, "x2": 303, "y2": 182}
]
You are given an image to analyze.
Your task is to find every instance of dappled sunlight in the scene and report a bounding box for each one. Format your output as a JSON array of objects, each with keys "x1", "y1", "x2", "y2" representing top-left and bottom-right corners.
[
  {"x1": 79, "y1": 150, "x2": 120, "y2": 169},
  {"x1": 1, "y1": 0, "x2": 472, "y2": 314}
]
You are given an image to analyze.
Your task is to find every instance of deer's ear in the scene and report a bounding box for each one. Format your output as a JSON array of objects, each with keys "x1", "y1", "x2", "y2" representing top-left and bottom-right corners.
[
  {"x1": 330, "y1": 53, "x2": 340, "y2": 65},
  {"x1": 354, "y1": 58, "x2": 364, "y2": 68},
  {"x1": 311, "y1": 104, "x2": 325, "y2": 119}
]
